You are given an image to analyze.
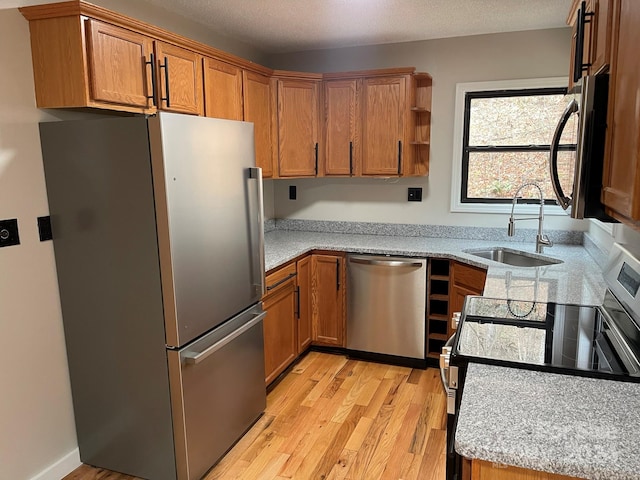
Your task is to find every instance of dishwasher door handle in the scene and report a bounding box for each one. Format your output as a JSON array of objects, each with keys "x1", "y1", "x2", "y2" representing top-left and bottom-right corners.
[{"x1": 349, "y1": 257, "x2": 424, "y2": 268}]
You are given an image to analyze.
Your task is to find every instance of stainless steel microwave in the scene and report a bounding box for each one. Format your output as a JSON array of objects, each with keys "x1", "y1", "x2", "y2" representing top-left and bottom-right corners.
[{"x1": 550, "y1": 74, "x2": 614, "y2": 221}]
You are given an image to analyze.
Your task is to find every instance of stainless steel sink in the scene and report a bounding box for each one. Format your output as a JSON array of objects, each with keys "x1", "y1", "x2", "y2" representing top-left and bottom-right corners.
[{"x1": 464, "y1": 247, "x2": 563, "y2": 267}]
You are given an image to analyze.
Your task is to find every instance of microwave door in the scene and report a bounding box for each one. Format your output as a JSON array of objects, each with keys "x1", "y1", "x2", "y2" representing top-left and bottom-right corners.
[{"x1": 550, "y1": 98, "x2": 578, "y2": 212}]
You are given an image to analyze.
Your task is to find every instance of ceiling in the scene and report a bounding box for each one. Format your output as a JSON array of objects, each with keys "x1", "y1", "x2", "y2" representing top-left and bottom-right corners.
[
  {"x1": 141, "y1": 0, "x2": 573, "y2": 53},
  {"x1": 3, "y1": 0, "x2": 573, "y2": 54}
]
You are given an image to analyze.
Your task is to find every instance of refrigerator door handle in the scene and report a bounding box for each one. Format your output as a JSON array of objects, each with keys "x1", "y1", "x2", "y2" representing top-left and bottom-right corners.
[
  {"x1": 249, "y1": 167, "x2": 266, "y2": 297},
  {"x1": 184, "y1": 312, "x2": 266, "y2": 365},
  {"x1": 549, "y1": 99, "x2": 577, "y2": 210}
]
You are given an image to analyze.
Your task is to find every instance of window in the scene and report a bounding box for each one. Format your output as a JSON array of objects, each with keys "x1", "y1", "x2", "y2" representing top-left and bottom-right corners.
[{"x1": 451, "y1": 78, "x2": 577, "y2": 214}]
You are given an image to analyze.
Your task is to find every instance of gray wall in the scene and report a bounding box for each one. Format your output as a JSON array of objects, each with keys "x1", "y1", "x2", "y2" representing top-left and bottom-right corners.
[{"x1": 266, "y1": 28, "x2": 587, "y2": 231}]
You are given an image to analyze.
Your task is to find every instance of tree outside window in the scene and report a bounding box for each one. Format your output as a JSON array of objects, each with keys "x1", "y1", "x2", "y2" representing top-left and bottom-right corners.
[{"x1": 461, "y1": 87, "x2": 577, "y2": 205}]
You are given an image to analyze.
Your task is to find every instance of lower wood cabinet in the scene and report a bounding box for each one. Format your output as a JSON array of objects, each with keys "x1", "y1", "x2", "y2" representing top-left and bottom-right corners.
[
  {"x1": 311, "y1": 253, "x2": 346, "y2": 347},
  {"x1": 262, "y1": 263, "x2": 297, "y2": 385},
  {"x1": 469, "y1": 460, "x2": 581, "y2": 480},
  {"x1": 296, "y1": 255, "x2": 313, "y2": 352},
  {"x1": 450, "y1": 261, "x2": 487, "y2": 335}
]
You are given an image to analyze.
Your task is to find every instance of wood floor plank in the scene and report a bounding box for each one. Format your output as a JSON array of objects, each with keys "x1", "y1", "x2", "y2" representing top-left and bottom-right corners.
[{"x1": 63, "y1": 355, "x2": 448, "y2": 480}]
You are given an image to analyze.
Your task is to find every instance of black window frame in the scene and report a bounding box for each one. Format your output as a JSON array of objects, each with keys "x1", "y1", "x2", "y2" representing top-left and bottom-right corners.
[{"x1": 460, "y1": 86, "x2": 574, "y2": 205}]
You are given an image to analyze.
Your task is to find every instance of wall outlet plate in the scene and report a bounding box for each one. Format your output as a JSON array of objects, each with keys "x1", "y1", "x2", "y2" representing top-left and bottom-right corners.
[
  {"x1": 408, "y1": 187, "x2": 423, "y2": 202},
  {"x1": 0, "y1": 218, "x2": 20, "y2": 247},
  {"x1": 289, "y1": 185, "x2": 297, "y2": 200},
  {"x1": 38, "y1": 216, "x2": 52, "y2": 241}
]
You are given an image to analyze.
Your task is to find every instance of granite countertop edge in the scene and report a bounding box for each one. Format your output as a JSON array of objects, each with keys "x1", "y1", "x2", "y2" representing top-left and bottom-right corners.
[{"x1": 454, "y1": 364, "x2": 640, "y2": 480}]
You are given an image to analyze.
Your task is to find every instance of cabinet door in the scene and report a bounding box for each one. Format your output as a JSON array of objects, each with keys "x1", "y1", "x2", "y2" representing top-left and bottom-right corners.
[
  {"x1": 243, "y1": 71, "x2": 275, "y2": 178},
  {"x1": 277, "y1": 79, "x2": 319, "y2": 177},
  {"x1": 361, "y1": 76, "x2": 406, "y2": 175},
  {"x1": 311, "y1": 254, "x2": 345, "y2": 346},
  {"x1": 324, "y1": 79, "x2": 358, "y2": 176},
  {"x1": 567, "y1": 0, "x2": 594, "y2": 89},
  {"x1": 602, "y1": 0, "x2": 640, "y2": 223},
  {"x1": 155, "y1": 41, "x2": 204, "y2": 115},
  {"x1": 296, "y1": 255, "x2": 312, "y2": 353},
  {"x1": 591, "y1": 0, "x2": 613, "y2": 74},
  {"x1": 450, "y1": 262, "x2": 486, "y2": 336},
  {"x1": 85, "y1": 19, "x2": 154, "y2": 109},
  {"x1": 262, "y1": 280, "x2": 297, "y2": 385},
  {"x1": 203, "y1": 57, "x2": 243, "y2": 120}
]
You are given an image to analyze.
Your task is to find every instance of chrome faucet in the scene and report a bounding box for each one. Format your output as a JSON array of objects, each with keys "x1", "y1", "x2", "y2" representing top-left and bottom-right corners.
[{"x1": 508, "y1": 182, "x2": 552, "y2": 254}]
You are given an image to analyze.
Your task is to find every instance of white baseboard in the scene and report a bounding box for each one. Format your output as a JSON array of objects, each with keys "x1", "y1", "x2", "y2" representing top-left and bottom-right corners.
[{"x1": 30, "y1": 449, "x2": 80, "y2": 480}]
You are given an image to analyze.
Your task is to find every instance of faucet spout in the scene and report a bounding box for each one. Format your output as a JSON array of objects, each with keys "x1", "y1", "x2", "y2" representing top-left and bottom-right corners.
[{"x1": 507, "y1": 182, "x2": 553, "y2": 254}]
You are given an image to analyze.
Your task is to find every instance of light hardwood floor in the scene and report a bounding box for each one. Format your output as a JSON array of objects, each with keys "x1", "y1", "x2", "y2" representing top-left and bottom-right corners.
[{"x1": 63, "y1": 352, "x2": 447, "y2": 480}]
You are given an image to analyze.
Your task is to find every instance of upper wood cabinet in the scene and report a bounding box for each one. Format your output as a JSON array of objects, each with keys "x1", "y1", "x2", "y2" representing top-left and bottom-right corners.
[
  {"x1": 323, "y1": 79, "x2": 359, "y2": 176},
  {"x1": 567, "y1": 0, "x2": 613, "y2": 88},
  {"x1": 203, "y1": 57, "x2": 243, "y2": 120},
  {"x1": 26, "y1": 15, "x2": 155, "y2": 112},
  {"x1": 154, "y1": 41, "x2": 203, "y2": 115},
  {"x1": 361, "y1": 76, "x2": 408, "y2": 176},
  {"x1": 275, "y1": 77, "x2": 320, "y2": 177},
  {"x1": 601, "y1": 0, "x2": 640, "y2": 225},
  {"x1": 311, "y1": 253, "x2": 346, "y2": 347},
  {"x1": 85, "y1": 19, "x2": 154, "y2": 110},
  {"x1": 243, "y1": 71, "x2": 275, "y2": 178}
]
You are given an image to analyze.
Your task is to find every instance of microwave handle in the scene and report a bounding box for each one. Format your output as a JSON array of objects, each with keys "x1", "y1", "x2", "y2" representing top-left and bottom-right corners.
[{"x1": 549, "y1": 99, "x2": 578, "y2": 210}]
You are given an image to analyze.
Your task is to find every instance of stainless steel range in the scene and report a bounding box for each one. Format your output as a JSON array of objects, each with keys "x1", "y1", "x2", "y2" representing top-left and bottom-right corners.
[{"x1": 441, "y1": 242, "x2": 640, "y2": 480}]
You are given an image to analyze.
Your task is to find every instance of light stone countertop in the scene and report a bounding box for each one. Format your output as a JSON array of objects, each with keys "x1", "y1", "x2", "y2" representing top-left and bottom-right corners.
[
  {"x1": 263, "y1": 227, "x2": 637, "y2": 479},
  {"x1": 264, "y1": 229, "x2": 607, "y2": 305},
  {"x1": 455, "y1": 364, "x2": 640, "y2": 480}
]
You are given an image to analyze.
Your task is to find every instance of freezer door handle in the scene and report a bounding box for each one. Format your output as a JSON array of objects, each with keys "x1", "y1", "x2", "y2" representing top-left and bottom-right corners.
[
  {"x1": 349, "y1": 257, "x2": 424, "y2": 268},
  {"x1": 183, "y1": 312, "x2": 266, "y2": 365}
]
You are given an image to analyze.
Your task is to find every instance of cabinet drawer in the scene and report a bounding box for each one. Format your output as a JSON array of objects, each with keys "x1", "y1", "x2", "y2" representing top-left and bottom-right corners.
[
  {"x1": 264, "y1": 263, "x2": 297, "y2": 297},
  {"x1": 452, "y1": 262, "x2": 486, "y2": 293}
]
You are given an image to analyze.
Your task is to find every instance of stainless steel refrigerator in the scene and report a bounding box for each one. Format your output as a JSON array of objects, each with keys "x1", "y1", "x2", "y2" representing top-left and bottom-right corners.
[{"x1": 39, "y1": 112, "x2": 266, "y2": 480}]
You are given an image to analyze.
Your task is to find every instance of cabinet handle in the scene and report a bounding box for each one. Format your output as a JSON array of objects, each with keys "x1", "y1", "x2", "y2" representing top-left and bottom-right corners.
[
  {"x1": 314, "y1": 142, "x2": 319, "y2": 175},
  {"x1": 295, "y1": 286, "x2": 300, "y2": 319},
  {"x1": 336, "y1": 258, "x2": 340, "y2": 291},
  {"x1": 160, "y1": 56, "x2": 171, "y2": 108},
  {"x1": 397, "y1": 140, "x2": 402, "y2": 175},
  {"x1": 144, "y1": 53, "x2": 157, "y2": 106},
  {"x1": 266, "y1": 272, "x2": 296, "y2": 291},
  {"x1": 573, "y1": 1, "x2": 593, "y2": 83},
  {"x1": 349, "y1": 141, "x2": 353, "y2": 176}
]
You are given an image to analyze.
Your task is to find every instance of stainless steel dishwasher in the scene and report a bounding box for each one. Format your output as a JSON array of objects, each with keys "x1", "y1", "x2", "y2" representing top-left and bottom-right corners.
[{"x1": 347, "y1": 254, "x2": 427, "y2": 359}]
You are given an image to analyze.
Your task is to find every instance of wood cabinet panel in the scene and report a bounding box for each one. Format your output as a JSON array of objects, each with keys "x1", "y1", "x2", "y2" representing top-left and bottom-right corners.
[
  {"x1": 471, "y1": 460, "x2": 581, "y2": 479},
  {"x1": 602, "y1": 0, "x2": 640, "y2": 224},
  {"x1": 296, "y1": 255, "x2": 312, "y2": 353},
  {"x1": 86, "y1": 19, "x2": 154, "y2": 109},
  {"x1": 263, "y1": 263, "x2": 298, "y2": 386},
  {"x1": 450, "y1": 262, "x2": 486, "y2": 336},
  {"x1": 591, "y1": 0, "x2": 613, "y2": 73},
  {"x1": 323, "y1": 79, "x2": 358, "y2": 176},
  {"x1": 277, "y1": 79, "x2": 319, "y2": 177},
  {"x1": 154, "y1": 41, "x2": 203, "y2": 115},
  {"x1": 203, "y1": 57, "x2": 243, "y2": 120},
  {"x1": 243, "y1": 71, "x2": 275, "y2": 178},
  {"x1": 311, "y1": 253, "x2": 346, "y2": 347},
  {"x1": 361, "y1": 76, "x2": 407, "y2": 175}
]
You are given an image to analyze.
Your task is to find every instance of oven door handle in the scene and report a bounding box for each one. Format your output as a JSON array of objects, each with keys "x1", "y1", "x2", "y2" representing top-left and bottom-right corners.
[
  {"x1": 549, "y1": 99, "x2": 578, "y2": 210},
  {"x1": 439, "y1": 334, "x2": 456, "y2": 393}
]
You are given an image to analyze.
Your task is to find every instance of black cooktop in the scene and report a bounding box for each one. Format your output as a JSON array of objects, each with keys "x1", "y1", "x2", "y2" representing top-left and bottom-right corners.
[{"x1": 454, "y1": 292, "x2": 640, "y2": 381}]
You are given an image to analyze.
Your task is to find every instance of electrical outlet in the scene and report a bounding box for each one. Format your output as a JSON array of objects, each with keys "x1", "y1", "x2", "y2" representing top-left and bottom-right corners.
[
  {"x1": 408, "y1": 187, "x2": 423, "y2": 202},
  {"x1": 0, "y1": 218, "x2": 20, "y2": 247},
  {"x1": 289, "y1": 185, "x2": 297, "y2": 200},
  {"x1": 38, "y1": 216, "x2": 52, "y2": 241}
]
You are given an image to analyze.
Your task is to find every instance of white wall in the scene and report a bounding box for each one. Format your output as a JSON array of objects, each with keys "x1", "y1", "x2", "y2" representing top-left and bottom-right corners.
[
  {"x1": 268, "y1": 28, "x2": 588, "y2": 231},
  {"x1": 0, "y1": 9, "x2": 78, "y2": 480},
  {"x1": 0, "y1": 4, "x2": 271, "y2": 479}
]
